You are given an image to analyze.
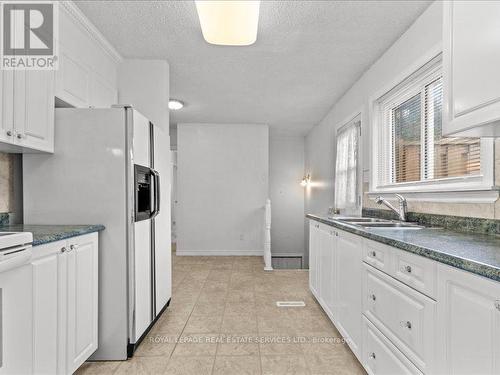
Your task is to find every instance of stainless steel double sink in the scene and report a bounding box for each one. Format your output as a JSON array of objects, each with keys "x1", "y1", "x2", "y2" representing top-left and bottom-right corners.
[{"x1": 335, "y1": 217, "x2": 424, "y2": 230}]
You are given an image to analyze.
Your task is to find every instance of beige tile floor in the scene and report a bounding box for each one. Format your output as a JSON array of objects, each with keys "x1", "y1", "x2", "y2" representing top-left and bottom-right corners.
[{"x1": 77, "y1": 254, "x2": 365, "y2": 375}]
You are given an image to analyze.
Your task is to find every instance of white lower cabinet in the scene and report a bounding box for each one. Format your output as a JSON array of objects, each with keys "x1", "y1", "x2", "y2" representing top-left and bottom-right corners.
[
  {"x1": 32, "y1": 241, "x2": 62, "y2": 375},
  {"x1": 436, "y1": 264, "x2": 500, "y2": 375},
  {"x1": 309, "y1": 223, "x2": 362, "y2": 358},
  {"x1": 319, "y1": 226, "x2": 336, "y2": 319},
  {"x1": 65, "y1": 234, "x2": 99, "y2": 374},
  {"x1": 336, "y1": 229, "x2": 363, "y2": 358},
  {"x1": 363, "y1": 264, "x2": 436, "y2": 373},
  {"x1": 0, "y1": 264, "x2": 33, "y2": 375},
  {"x1": 308, "y1": 218, "x2": 500, "y2": 375},
  {"x1": 362, "y1": 317, "x2": 422, "y2": 375},
  {"x1": 31, "y1": 233, "x2": 99, "y2": 375},
  {"x1": 308, "y1": 222, "x2": 321, "y2": 298}
]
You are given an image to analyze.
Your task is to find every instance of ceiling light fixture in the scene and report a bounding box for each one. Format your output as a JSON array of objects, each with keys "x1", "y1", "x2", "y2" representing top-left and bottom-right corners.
[
  {"x1": 169, "y1": 99, "x2": 184, "y2": 110},
  {"x1": 195, "y1": 0, "x2": 260, "y2": 46}
]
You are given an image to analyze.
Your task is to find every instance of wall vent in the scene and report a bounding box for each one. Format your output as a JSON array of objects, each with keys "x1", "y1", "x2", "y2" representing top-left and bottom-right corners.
[{"x1": 276, "y1": 301, "x2": 306, "y2": 307}]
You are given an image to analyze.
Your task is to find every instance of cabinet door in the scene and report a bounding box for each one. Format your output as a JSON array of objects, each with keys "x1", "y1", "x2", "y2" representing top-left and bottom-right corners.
[
  {"x1": 319, "y1": 227, "x2": 336, "y2": 319},
  {"x1": 0, "y1": 70, "x2": 15, "y2": 145},
  {"x1": 436, "y1": 264, "x2": 500, "y2": 374},
  {"x1": 32, "y1": 250, "x2": 61, "y2": 374},
  {"x1": 66, "y1": 233, "x2": 98, "y2": 374},
  {"x1": 443, "y1": 1, "x2": 500, "y2": 136},
  {"x1": 90, "y1": 73, "x2": 117, "y2": 108},
  {"x1": 14, "y1": 69, "x2": 54, "y2": 152},
  {"x1": 336, "y1": 229, "x2": 363, "y2": 358},
  {"x1": 0, "y1": 265, "x2": 33, "y2": 375},
  {"x1": 363, "y1": 317, "x2": 422, "y2": 375},
  {"x1": 55, "y1": 49, "x2": 91, "y2": 108},
  {"x1": 309, "y1": 222, "x2": 320, "y2": 298},
  {"x1": 363, "y1": 264, "x2": 436, "y2": 373}
]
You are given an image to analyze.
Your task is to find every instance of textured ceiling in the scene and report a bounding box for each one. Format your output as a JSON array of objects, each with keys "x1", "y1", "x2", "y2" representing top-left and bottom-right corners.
[{"x1": 75, "y1": 0, "x2": 431, "y2": 135}]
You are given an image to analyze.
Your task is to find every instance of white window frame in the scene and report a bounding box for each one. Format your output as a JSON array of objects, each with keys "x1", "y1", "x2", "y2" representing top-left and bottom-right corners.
[{"x1": 369, "y1": 51, "x2": 496, "y2": 202}]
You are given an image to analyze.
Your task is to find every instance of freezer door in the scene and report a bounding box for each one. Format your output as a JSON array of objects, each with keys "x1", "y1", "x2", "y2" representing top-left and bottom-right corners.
[{"x1": 153, "y1": 126, "x2": 172, "y2": 314}]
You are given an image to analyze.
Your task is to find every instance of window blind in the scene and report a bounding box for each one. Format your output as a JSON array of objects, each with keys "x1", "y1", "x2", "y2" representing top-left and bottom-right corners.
[
  {"x1": 379, "y1": 74, "x2": 481, "y2": 187},
  {"x1": 424, "y1": 77, "x2": 481, "y2": 180},
  {"x1": 392, "y1": 93, "x2": 422, "y2": 183}
]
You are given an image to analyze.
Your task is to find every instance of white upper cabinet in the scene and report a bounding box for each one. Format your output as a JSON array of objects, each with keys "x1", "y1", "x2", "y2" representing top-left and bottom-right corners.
[
  {"x1": 55, "y1": 2, "x2": 119, "y2": 108},
  {"x1": 443, "y1": 1, "x2": 500, "y2": 136},
  {"x1": 0, "y1": 68, "x2": 54, "y2": 153},
  {"x1": 0, "y1": 70, "x2": 14, "y2": 145},
  {"x1": 14, "y1": 69, "x2": 55, "y2": 153}
]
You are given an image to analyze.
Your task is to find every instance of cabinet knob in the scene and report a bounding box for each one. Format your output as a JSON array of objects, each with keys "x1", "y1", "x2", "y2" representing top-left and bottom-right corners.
[
  {"x1": 401, "y1": 265, "x2": 412, "y2": 273},
  {"x1": 370, "y1": 251, "x2": 376, "y2": 257},
  {"x1": 16, "y1": 133, "x2": 23, "y2": 139},
  {"x1": 70, "y1": 244, "x2": 79, "y2": 251},
  {"x1": 369, "y1": 352, "x2": 376, "y2": 360},
  {"x1": 60, "y1": 247, "x2": 67, "y2": 253},
  {"x1": 335, "y1": 232, "x2": 339, "y2": 237},
  {"x1": 6, "y1": 130, "x2": 12, "y2": 137},
  {"x1": 369, "y1": 294, "x2": 376, "y2": 301},
  {"x1": 495, "y1": 300, "x2": 500, "y2": 311},
  {"x1": 400, "y1": 320, "x2": 412, "y2": 330}
]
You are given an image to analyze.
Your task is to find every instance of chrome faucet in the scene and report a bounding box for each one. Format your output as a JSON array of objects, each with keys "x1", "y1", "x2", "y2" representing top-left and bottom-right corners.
[{"x1": 375, "y1": 194, "x2": 407, "y2": 222}]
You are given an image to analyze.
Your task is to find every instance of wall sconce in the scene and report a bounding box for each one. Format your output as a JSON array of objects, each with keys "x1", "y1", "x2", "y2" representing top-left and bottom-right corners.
[{"x1": 300, "y1": 174, "x2": 311, "y2": 187}]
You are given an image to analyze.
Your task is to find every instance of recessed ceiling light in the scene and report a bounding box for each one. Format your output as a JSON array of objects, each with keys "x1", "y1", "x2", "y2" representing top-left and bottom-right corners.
[
  {"x1": 169, "y1": 99, "x2": 184, "y2": 110},
  {"x1": 195, "y1": 1, "x2": 260, "y2": 46}
]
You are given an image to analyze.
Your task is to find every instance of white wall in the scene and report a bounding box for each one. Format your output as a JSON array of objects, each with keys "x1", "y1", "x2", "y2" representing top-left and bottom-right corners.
[
  {"x1": 304, "y1": 2, "x2": 441, "y2": 255},
  {"x1": 305, "y1": 2, "x2": 441, "y2": 214},
  {"x1": 176, "y1": 123, "x2": 269, "y2": 255},
  {"x1": 118, "y1": 59, "x2": 170, "y2": 130},
  {"x1": 269, "y1": 136, "x2": 305, "y2": 258}
]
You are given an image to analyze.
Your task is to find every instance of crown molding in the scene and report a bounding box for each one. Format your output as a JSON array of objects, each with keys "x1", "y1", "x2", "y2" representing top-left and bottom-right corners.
[{"x1": 59, "y1": 1, "x2": 123, "y2": 63}]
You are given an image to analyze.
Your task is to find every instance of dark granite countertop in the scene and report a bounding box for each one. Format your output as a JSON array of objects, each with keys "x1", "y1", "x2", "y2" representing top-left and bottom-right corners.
[
  {"x1": 0, "y1": 224, "x2": 105, "y2": 246},
  {"x1": 307, "y1": 214, "x2": 500, "y2": 282}
]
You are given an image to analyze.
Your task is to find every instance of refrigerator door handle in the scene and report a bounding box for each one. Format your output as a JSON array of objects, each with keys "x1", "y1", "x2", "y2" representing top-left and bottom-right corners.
[{"x1": 151, "y1": 169, "x2": 160, "y2": 219}]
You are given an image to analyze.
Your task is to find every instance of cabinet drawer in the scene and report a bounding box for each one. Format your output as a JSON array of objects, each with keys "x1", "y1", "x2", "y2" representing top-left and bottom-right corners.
[
  {"x1": 363, "y1": 264, "x2": 435, "y2": 373},
  {"x1": 391, "y1": 249, "x2": 437, "y2": 299},
  {"x1": 363, "y1": 239, "x2": 390, "y2": 275},
  {"x1": 362, "y1": 316, "x2": 422, "y2": 375}
]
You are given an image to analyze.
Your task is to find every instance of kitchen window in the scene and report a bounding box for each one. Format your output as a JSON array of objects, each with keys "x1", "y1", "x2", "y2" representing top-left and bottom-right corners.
[{"x1": 371, "y1": 54, "x2": 495, "y2": 198}]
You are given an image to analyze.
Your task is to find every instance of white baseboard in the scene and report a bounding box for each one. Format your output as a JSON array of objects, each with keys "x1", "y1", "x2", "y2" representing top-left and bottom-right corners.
[{"x1": 176, "y1": 249, "x2": 264, "y2": 256}]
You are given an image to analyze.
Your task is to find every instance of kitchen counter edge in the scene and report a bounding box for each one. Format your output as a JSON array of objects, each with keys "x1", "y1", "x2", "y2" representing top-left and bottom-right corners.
[{"x1": 307, "y1": 214, "x2": 500, "y2": 282}]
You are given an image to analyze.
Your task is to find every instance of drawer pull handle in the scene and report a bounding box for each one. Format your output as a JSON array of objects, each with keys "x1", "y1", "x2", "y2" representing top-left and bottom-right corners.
[
  {"x1": 60, "y1": 247, "x2": 67, "y2": 253},
  {"x1": 369, "y1": 352, "x2": 376, "y2": 360},
  {"x1": 495, "y1": 300, "x2": 500, "y2": 311},
  {"x1": 369, "y1": 294, "x2": 376, "y2": 302},
  {"x1": 401, "y1": 265, "x2": 412, "y2": 273},
  {"x1": 400, "y1": 320, "x2": 412, "y2": 330},
  {"x1": 70, "y1": 244, "x2": 80, "y2": 250},
  {"x1": 370, "y1": 251, "x2": 376, "y2": 257}
]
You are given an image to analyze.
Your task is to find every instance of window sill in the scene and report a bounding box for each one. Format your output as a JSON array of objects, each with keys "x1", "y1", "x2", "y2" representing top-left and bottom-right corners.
[{"x1": 367, "y1": 189, "x2": 499, "y2": 204}]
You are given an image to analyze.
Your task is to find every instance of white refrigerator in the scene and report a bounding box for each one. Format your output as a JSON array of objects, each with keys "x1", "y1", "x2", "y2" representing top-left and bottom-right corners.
[{"x1": 22, "y1": 106, "x2": 172, "y2": 360}]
